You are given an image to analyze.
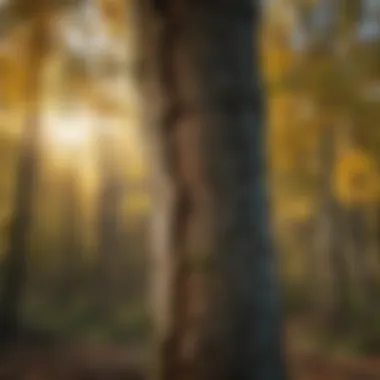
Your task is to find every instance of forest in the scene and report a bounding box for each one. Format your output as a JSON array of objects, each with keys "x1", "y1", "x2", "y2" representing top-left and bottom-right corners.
[{"x1": 0, "y1": 0, "x2": 380, "y2": 379}]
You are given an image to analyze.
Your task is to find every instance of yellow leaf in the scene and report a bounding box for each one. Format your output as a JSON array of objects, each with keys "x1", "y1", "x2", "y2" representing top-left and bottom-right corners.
[{"x1": 334, "y1": 149, "x2": 380, "y2": 205}]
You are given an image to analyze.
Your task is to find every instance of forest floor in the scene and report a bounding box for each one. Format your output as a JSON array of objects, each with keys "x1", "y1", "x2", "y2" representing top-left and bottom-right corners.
[
  {"x1": 0, "y1": 342, "x2": 148, "y2": 379},
  {"x1": 288, "y1": 351, "x2": 380, "y2": 380},
  {"x1": 0, "y1": 322, "x2": 380, "y2": 379},
  {"x1": 286, "y1": 318, "x2": 380, "y2": 379}
]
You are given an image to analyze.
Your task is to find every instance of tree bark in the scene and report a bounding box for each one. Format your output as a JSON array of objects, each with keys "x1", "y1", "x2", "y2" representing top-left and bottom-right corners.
[
  {"x1": 132, "y1": 3, "x2": 174, "y2": 380},
  {"x1": 151, "y1": 1, "x2": 286, "y2": 379}
]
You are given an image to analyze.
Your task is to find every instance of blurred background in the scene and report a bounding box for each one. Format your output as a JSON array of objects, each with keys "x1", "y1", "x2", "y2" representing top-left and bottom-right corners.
[{"x1": 0, "y1": 0, "x2": 379, "y2": 379}]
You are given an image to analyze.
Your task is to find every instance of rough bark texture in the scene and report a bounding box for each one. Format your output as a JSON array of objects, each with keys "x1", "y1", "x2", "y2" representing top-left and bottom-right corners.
[
  {"x1": 133, "y1": 3, "x2": 176, "y2": 380},
  {"x1": 147, "y1": 1, "x2": 287, "y2": 380},
  {"x1": 153, "y1": 3, "x2": 194, "y2": 380}
]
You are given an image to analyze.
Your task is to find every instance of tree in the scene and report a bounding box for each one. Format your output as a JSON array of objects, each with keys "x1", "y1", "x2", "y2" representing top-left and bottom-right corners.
[
  {"x1": 57, "y1": 165, "x2": 83, "y2": 307},
  {"x1": 145, "y1": 1, "x2": 286, "y2": 379},
  {"x1": 0, "y1": 0, "x2": 50, "y2": 341},
  {"x1": 91, "y1": 3, "x2": 128, "y2": 320},
  {"x1": 93, "y1": 114, "x2": 124, "y2": 319}
]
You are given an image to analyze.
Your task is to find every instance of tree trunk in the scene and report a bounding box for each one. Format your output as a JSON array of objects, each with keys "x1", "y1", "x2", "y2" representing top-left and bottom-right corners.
[
  {"x1": 0, "y1": 3, "x2": 48, "y2": 341},
  {"x1": 314, "y1": 123, "x2": 350, "y2": 330},
  {"x1": 349, "y1": 205, "x2": 379, "y2": 312},
  {"x1": 133, "y1": 3, "x2": 178, "y2": 379},
  {"x1": 94, "y1": 123, "x2": 123, "y2": 320},
  {"x1": 151, "y1": 1, "x2": 286, "y2": 379},
  {"x1": 57, "y1": 167, "x2": 82, "y2": 307},
  {"x1": 154, "y1": 4, "x2": 193, "y2": 379}
]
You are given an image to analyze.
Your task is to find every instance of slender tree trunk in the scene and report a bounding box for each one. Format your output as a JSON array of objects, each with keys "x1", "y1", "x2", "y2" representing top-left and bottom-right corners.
[
  {"x1": 0, "y1": 3, "x2": 48, "y2": 341},
  {"x1": 365, "y1": 204, "x2": 380, "y2": 298},
  {"x1": 94, "y1": 123, "x2": 123, "y2": 320},
  {"x1": 57, "y1": 167, "x2": 82, "y2": 307},
  {"x1": 315, "y1": 123, "x2": 351, "y2": 330},
  {"x1": 151, "y1": 1, "x2": 286, "y2": 379},
  {"x1": 349, "y1": 205, "x2": 379, "y2": 311}
]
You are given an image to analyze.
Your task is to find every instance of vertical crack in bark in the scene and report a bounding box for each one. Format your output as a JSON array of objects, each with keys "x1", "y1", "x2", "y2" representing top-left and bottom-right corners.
[
  {"x1": 154, "y1": 2, "x2": 193, "y2": 380},
  {"x1": 149, "y1": 1, "x2": 286, "y2": 379}
]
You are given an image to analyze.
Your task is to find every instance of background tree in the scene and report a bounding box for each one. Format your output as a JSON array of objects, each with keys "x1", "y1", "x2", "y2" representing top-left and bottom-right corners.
[{"x1": 0, "y1": 0, "x2": 51, "y2": 340}]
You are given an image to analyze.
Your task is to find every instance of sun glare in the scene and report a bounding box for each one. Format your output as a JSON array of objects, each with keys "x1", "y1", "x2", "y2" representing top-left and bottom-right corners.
[
  {"x1": 44, "y1": 110, "x2": 92, "y2": 150},
  {"x1": 51, "y1": 125, "x2": 89, "y2": 147}
]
